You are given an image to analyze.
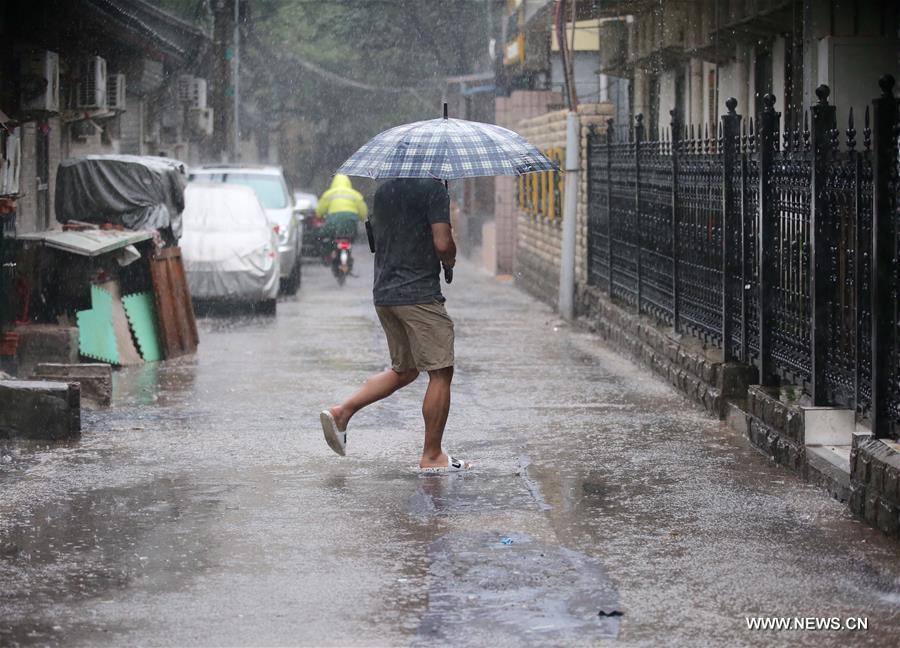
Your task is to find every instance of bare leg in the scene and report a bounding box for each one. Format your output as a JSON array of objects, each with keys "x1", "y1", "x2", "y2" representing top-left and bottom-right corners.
[
  {"x1": 419, "y1": 366, "x2": 455, "y2": 468},
  {"x1": 330, "y1": 368, "x2": 419, "y2": 430}
]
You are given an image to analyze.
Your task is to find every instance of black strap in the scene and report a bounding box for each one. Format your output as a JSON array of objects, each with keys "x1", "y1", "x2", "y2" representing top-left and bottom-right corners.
[{"x1": 365, "y1": 219, "x2": 375, "y2": 253}]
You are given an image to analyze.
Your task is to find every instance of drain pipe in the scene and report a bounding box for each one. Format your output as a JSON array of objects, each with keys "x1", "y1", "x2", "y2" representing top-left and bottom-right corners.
[{"x1": 557, "y1": 0, "x2": 579, "y2": 320}]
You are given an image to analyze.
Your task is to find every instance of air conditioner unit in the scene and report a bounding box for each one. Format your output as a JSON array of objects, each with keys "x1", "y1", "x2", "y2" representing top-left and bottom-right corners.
[
  {"x1": 72, "y1": 119, "x2": 102, "y2": 140},
  {"x1": 189, "y1": 78, "x2": 207, "y2": 110},
  {"x1": 190, "y1": 107, "x2": 214, "y2": 136},
  {"x1": 20, "y1": 50, "x2": 60, "y2": 113},
  {"x1": 177, "y1": 74, "x2": 194, "y2": 103},
  {"x1": 76, "y1": 56, "x2": 107, "y2": 109},
  {"x1": 106, "y1": 73, "x2": 126, "y2": 110}
]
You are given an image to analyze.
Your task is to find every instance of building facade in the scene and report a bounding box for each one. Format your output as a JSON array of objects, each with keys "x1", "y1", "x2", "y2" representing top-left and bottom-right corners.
[{"x1": 0, "y1": 0, "x2": 215, "y2": 237}]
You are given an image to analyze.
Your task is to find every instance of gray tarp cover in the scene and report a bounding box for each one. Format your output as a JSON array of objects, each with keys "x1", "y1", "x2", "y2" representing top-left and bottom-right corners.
[{"x1": 55, "y1": 155, "x2": 187, "y2": 239}]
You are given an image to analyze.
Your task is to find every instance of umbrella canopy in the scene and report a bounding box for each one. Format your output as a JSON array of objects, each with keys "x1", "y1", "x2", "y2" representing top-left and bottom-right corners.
[{"x1": 336, "y1": 117, "x2": 558, "y2": 180}]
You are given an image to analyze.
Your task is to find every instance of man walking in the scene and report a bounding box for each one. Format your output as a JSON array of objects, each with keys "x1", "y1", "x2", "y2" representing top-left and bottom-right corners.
[{"x1": 320, "y1": 177, "x2": 468, "y2": 471}]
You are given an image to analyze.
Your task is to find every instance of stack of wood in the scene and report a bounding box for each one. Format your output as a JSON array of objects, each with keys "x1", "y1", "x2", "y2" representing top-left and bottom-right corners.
[{"x1": 150, "y1": 247, "x2": 198, "y2": 358}]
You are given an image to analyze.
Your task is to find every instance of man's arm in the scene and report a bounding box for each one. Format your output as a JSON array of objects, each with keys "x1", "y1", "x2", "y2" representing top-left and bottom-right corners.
[
  {"x1": 431, "y1": 223, "x2": 456, "y2": 268},
  {"x1": 355, "y1": 192, "x2": 369, "y2": 220}
]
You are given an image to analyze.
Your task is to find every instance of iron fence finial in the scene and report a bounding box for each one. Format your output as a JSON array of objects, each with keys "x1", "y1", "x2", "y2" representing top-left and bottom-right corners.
[
  {"x1": 846, "y1": 107, "x2": 856, "y2": 150},
  {"x1": 878, "y1": 74, "x2": 895, "y2": 97},
  {"x1": 726, "y1": 97, "x2": 737, "y2": 114},
  {"x1": 863, "y1": 106, "x2": 871, "y2": 150},
  {"x1": 763, "y1": 94, "x2": 776, "y2": 112},
  {"x1": 803, "y1": 110, "x2": 810, "y2": 150},
  {"x1": 829, "y1": 110, "x2": 840, "y2": 150},
  {"x1": 815, "y1": 84, "x2": 831, "y2": 105}
]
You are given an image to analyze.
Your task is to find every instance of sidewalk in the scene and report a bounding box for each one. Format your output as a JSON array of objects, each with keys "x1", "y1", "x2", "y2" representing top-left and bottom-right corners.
[{"x1": 0, "y1": 259, "x2": 898, "y2": 646}]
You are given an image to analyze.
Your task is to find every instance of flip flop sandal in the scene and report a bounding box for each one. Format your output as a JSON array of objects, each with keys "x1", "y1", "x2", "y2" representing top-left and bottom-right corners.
[
  {"x1": 419, "y1": 454, "x2": 471, "y2": 473},
  {"x1": 320, "y1": 410, "x2": 346, "y2": 457}
]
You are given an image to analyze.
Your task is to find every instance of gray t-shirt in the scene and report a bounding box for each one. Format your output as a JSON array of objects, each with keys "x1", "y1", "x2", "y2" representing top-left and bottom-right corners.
[{"x1": 372, "y1": 178, "x2": 450, "y2": 306}]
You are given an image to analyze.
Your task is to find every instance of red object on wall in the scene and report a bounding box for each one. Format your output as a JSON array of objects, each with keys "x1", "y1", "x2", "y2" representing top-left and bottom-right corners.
[{"x1": 0, "y1": 331, "x2": 19, "y2": 357}]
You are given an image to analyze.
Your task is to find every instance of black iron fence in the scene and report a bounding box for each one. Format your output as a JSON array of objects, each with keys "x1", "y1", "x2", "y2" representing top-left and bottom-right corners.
[{"x1": 587, "y1": 76, "x2": 900, "y2": 439}]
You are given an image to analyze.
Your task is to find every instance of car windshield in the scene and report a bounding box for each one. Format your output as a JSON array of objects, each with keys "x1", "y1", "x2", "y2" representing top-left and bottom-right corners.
[{"x1": 190, "y1": 172, "x2": 289, "y2": 209}]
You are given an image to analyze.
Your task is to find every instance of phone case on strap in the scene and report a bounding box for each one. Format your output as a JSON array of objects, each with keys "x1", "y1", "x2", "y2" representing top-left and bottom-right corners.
[{"x1": 365, "y1": 220, "x2": 375, "y2": 253}]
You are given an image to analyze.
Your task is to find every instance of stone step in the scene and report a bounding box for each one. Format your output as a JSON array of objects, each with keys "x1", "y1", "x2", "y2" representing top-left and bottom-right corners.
[
  {"x1": 30, "y1": 362, "x2": 112, "y2": 407},
  {"x1": 806, "y1": 445, "x2": 851, "y2": 502},
  {"x1": 0, "y1": 379, "x2": 81, "y2": 440}
]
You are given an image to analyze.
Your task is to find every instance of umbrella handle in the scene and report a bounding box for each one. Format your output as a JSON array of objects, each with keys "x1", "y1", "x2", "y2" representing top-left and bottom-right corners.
[{"x1": 443, "y1": 264, "x2": 453, "y2": 284}]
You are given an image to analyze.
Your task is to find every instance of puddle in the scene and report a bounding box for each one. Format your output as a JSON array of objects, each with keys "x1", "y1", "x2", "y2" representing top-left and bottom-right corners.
[{"x1": 413, "y1": 531, "x2": 621, "y2": 646}]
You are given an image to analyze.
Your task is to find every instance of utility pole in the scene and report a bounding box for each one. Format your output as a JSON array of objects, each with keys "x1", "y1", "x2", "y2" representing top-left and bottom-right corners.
[
  {"x1": 211, "y1": 0, "x2": 236, "y2": 161},
  {"x1": 232, "y1": 0, "x2": 241, "y2": 162},
  {"x1": 557, "y1": 0, "x2": 579, "y2": 320}
]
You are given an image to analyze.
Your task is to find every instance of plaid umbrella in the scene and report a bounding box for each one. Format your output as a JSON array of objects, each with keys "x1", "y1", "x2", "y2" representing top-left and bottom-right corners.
[{"x1": 336, "y1": 117, "x2": 558, "y2": 180}]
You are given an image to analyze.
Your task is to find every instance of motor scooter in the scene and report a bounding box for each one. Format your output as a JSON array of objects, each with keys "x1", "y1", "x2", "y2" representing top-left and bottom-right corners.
[{"x1": 331, "y1": 238, "x2": 354, "y2": 286}]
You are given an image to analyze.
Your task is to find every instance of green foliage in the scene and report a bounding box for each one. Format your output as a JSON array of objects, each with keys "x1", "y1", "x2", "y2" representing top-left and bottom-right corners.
[
  {"x1": 146, "y1": 0, "x2": 493, "y2": 191},
  {"x1": 247, "y1": 0, "x2": 492, "y2": 190}
]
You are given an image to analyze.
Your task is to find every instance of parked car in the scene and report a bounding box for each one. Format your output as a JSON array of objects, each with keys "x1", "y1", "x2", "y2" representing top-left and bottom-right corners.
[
  {"x1": 188, "y1": 165, "x2": 302, "y2": 295},
  {"x1": 293, "y1": 190, "x2": 322, "y2": 258},
  {"x1": 181, "y1": 183, "x2": 280, "y2": 313},
  {"x1": 293, "y1": 190, "x2": 318, "y2": 213}
]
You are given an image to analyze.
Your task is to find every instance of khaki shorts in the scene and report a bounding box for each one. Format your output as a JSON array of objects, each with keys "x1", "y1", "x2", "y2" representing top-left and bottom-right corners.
[{"x1": 375, "y1": 302, "x2": 455, "y2": 372}]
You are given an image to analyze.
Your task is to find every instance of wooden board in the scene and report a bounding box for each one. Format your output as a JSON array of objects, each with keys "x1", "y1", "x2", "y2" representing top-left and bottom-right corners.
[{"x1": 149, "y1": 247, "x2": 198, "y2": 358}]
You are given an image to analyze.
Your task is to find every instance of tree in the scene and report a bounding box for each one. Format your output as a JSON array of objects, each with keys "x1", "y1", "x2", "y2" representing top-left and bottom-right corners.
[{"x1": 244, "y1": 0, "x2": 492, "y2": 190}]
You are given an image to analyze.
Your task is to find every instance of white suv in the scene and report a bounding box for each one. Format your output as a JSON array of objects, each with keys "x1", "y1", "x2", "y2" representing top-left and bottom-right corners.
[{"x1": 188, "y1": 165, "x2": 302, "y2": 295}]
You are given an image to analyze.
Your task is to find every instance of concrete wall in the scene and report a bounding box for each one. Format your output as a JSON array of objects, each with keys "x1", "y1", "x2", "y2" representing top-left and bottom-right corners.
[
  {"x1": 513, "y1": 102, "x2": 614, "y2": 306},
  {"x1": 718, "y1": 44, "x2": 751, "y2": 119},
  {"x1": 16, "y1": 123, "x2": 37, "y2": 234},
  {"x1": 47, "y1": 117, "x2": 60, "y2": 230},
  {"x1": 658, "y1": 69, "x2": 677, "y2": 126},
  {"x1": 550, "y1": 52, "x2": 602, "y2": 103},
  {"x1": 119, "y1": 94, "x2": 144, "y2": 155}
]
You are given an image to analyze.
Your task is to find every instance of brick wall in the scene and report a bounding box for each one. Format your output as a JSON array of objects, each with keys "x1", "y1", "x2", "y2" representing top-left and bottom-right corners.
[
  {"x1": 494, "y1": 90, "x2": 562, "y2": 274},
  {"x1": 513, "y1": 102, "x2": 614, "y2": 306}
]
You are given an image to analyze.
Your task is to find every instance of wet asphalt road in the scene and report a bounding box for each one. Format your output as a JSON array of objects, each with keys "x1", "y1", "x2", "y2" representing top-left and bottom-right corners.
[{"x1": 1, "y1": 258, "x2": 900, "y2": 648}]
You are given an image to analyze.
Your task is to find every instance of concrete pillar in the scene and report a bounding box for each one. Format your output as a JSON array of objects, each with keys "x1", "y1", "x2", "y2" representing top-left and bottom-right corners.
[
  {"x1": 633, "y1": 68, "x2": 648, "y2": 119},
  {"x1": 735, "y1": 43, "x2": 750, "y2": 119},
  {"x1": 772, "y1": 36, "x2": 786, "y2": 115},
  {"x1": 690, "y1": 57, "x2": 704, "y2": 127},
  {"x1": 482, "y1": 221, "x2": 497, "y2": 275}
]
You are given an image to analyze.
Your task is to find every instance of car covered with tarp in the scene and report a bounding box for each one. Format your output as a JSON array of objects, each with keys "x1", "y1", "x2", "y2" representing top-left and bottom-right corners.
[
  {"x1": 55, "y1": 155, "x2": 187, "y2": 243},
  {"x1": 180, "y1": 183, "x2": 280, "y2": 311}
]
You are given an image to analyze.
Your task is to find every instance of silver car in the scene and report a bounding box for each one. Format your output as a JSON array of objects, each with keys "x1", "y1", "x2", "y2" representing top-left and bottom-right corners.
[{"x1": 188, "y1": 165, "x2": 303, "y2": 295}]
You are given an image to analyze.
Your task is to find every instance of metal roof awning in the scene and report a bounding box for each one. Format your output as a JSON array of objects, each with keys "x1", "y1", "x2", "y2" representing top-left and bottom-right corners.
[{"x1": 16, "y1": 230, "x2": 152, "y2": 257}]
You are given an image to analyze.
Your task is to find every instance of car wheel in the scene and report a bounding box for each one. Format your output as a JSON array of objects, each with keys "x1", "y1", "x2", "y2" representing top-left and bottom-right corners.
[
  {"x1": 280, "y1": 257, "x2": 301, "y2": 295},
  {"x1": 257, "y1": 298, "x2": 277, "y2": 315}
]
